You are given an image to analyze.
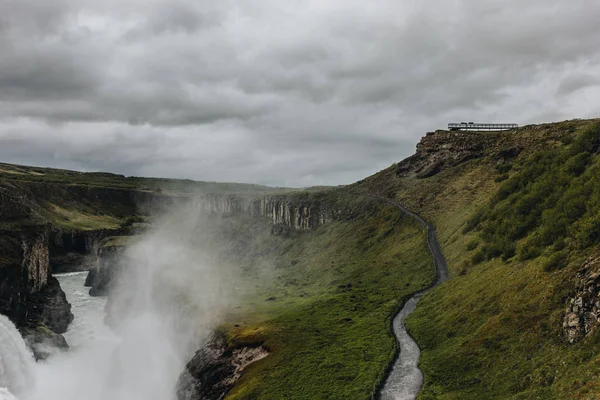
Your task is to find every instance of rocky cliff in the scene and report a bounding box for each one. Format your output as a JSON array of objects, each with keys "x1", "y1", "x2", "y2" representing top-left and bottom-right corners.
[
  {"x1": 86, "y1": 237, "x2": 130, "y2": 297},
  {"x1": 193, "y1": 192, "x2": 348, "y2": 233},
  {"x1": 392, "y1": 125, "x2": 574, "y2": 179},
  {"x1": 177, "y1": 332, "x2": 268, "y2": 400},
  {"x1": 395, "y1": 130, "x2": 509, "y2": 178},
  {"x1": 49, "y1": 228, "x2": 128, "y2": 273},
  {"x1": 0, "y1": 226, "x2": 73, "y2": 358}
]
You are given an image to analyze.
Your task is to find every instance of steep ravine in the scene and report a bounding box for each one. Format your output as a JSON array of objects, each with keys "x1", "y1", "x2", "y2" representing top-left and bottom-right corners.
[{"x1": 378, "y1": 197, "x2": 449, "y2": 400}]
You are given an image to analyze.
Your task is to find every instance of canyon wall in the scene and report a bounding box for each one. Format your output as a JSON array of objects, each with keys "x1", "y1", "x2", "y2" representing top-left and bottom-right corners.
[
  {"x1": 0, "y1": 227, "x2": 73, "y2": 343},
  {"x1": 192, "y1": 193, "x2": 348, "y2": 232}
]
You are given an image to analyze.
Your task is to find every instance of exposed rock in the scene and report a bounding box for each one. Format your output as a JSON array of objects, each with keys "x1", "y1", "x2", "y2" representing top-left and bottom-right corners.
[
  {"x1": 21, "y1": 230, "x2": 49, "y2": 292},
  {"x1": 84, "y1": 268, "x2": 97, "y2": 287},
  {"x1": 177, "y1": 332, "x2": 268, "y2": 400},
  {"x1": 563, "y1": 250, "x2": 600, "y2": 343},
  {"x1": 27, "y1": 276, "x2": 74, "y2": 333},
  {"x1": 0, "y1": 228, "x2": 73, "y2": 335},
  {"x1": 49, "y1": 228, "x2": 126, "y2": 273},
  {"x1": 193, "y1": 193, "x2": 348, "y2": 233},
  {"x1": 396, "y1": 130, "x2": 499, "y2": 178},
  {"x1": 88, "y1": 240, "x2": 129, "y2": 297},
  {"x1": 21, "y1": 324, "x2": 69, "y2": 361}
]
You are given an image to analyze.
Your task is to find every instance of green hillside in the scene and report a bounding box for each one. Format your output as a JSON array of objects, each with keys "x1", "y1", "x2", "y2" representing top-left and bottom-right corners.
[{"x1": 355, "y1": 119, "x2": 600, "y2": 399}]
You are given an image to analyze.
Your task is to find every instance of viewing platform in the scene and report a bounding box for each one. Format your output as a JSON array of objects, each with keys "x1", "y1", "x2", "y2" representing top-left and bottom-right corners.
[{"x1": 448, "y1": 122, "x2": 518, "y2": 131}]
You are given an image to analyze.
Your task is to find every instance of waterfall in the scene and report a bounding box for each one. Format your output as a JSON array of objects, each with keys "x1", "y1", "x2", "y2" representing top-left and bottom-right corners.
[
  {"x1": 0, "y1": 388, "x2": 17, "y2": 400},
  {"x1": 0, "y1": 315, "x2": 35, "y2": 399},
  {"x1": 0, "y1": 388, "x2": 18, "y2": 400}
]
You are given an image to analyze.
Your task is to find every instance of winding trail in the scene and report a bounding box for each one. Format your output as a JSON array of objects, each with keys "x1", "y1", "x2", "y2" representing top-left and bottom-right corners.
[{"x1": 377, "y1": 198, "x2": 449, "y2": 400}]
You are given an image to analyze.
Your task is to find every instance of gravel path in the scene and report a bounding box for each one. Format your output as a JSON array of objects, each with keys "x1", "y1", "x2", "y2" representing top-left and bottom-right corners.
[{"x1": 378, "y1": 198, "x2": 448, "y2": 400}]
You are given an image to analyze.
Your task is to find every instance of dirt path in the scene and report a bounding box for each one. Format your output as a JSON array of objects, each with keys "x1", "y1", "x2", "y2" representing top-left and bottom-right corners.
[{"x1": 377, "y1": 198, "x2": 448, "y2": 400}]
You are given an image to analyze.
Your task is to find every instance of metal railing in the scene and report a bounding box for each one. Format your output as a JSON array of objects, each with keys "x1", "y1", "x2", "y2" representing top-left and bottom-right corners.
[{"x1": 448, "y1": 122, "x2": 518, "y2": 131}]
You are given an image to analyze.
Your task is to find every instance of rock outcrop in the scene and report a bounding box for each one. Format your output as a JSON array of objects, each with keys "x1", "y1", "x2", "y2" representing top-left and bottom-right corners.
[
  {"x1": 563, "y1": 250, "x2": 600, "y2": 343},
  {"x1": 396, "y1": 130, "x2": 500, "y2": 178},
  {"x1": 0, "y1": 227, "x2": 73, "y2": 355},
  {"x1": 21, "y1": 323, "x2": 69, "y2": 361},
  {"x1": 87, "y1": 238, "x2": 130, "y2": 297},
  {"x1": 177, "y1": 332, "x2": 268, "y2": 400}
]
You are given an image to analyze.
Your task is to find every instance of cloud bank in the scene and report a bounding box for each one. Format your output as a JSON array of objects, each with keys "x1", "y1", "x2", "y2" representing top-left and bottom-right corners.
[{"x1": 1, "y1": 0, "x2": 599, "y2": 186}]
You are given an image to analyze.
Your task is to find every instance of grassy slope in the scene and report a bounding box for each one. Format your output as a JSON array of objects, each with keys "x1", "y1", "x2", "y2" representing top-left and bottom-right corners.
[
  {"x1": 356, "y1": 119, "x2": 600, "y2": 399},
  {"x1": 211, "y1": 200, "x2": 434, "y2": 399}
]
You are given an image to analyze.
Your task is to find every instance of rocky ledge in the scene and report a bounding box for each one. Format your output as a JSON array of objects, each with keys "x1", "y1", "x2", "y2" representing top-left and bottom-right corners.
[
  {"x1": 563, "y1": 250, "x2": 600, "y2": 343},
  {"x1": 177, "y1": 332, "x2": 268, "y2": 400}
]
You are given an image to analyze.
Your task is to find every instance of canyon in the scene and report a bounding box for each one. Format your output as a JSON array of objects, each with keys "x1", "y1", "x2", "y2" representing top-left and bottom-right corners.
[{"x1": 0, "y1": 118, "x2": 599, "y2": 399}]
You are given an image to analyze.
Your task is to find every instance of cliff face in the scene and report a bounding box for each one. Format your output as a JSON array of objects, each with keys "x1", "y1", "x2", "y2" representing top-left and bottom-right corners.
[
  {"x1": 396, "y1": 130, "x2": 501, "y2": 178},
  {"x1": 49, "y1": 228, "x2": 127, "y2": 273},
  {"x1": 249, "y1": 196, "x2": 341, "y2": 230},
  {"x1": 394, "y1": 124, "x2": 578, "y2": 180},
  {"x1": 22, "y1": 230, "x2": 49, "y2": 292},
  {"x1": 193, "y1": 193, "x2": 346, "y2": 233},
  {"x1": 87, "y1": 241, "x2": 128, "y2": 297},
  {"x1": 0, "y1": 228, "x2": 73, "y2": 335}
]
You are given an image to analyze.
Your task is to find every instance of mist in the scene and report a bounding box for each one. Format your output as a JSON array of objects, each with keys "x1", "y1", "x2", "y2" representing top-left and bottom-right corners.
[{"x1": 24, "y1": 202, "x2": 241, "y2": 400}]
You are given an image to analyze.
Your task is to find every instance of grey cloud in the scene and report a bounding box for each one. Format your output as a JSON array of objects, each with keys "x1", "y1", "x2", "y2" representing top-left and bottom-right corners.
[
  {"x1": 0, "y1": 0, "x2": 599, "y2": 186},
  {"x1": 557, "y1": 73, "x2": 600, "y2": 95}
]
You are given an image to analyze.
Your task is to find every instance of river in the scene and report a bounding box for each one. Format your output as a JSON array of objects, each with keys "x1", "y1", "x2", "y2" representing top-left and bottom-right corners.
[
  {"x1": 28, "y1": 272, "x2": 121, "y2": 400},
  {"x1": 55, "y1": 272, "x2": 116, "y2": 349}
]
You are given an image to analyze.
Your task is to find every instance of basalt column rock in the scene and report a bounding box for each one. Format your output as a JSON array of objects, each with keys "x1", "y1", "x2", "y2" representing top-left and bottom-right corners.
[
  {"x1": 0, "y1": 227, "x2": 73, "y2": 359},
  {"x1": 191, "y1": 193, "x2": 347, "y2": 234},
  {"x1": 0, "y1": 228, "x2": 66, "y2": 327},
  {"x1": 247, "y1": 195, "x2": 346, "y2": 233}
]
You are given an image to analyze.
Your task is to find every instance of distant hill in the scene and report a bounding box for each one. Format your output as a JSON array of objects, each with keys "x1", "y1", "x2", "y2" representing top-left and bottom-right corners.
[
  {"x1": 353, "y1": 118, "x2": 600, "y2": 399},
  {"x1": 0, "y1": 162, "x2": 289, "y2": 195}
]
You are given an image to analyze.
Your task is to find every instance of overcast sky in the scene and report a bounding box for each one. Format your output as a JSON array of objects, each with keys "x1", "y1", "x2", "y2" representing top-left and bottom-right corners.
[{"x1": 1, "y1": 0, "x2": 599, "y2": 186}]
